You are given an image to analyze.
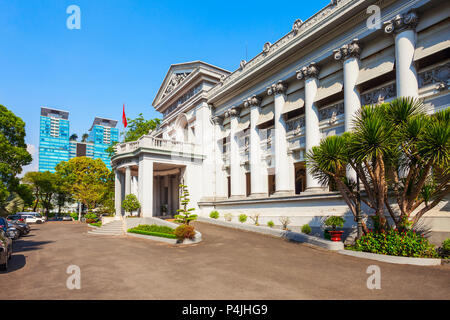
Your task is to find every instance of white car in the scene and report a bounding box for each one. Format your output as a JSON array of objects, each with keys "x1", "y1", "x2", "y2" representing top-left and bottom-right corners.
[
  {"x1": 17, "y1": 212, "x2": 46, "y2": 222},
  {"x1": 20, "y1": 214, "x2": 45, "y2": 224}
]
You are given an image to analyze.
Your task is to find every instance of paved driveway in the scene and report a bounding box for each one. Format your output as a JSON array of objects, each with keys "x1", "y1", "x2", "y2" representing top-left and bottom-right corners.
[{"x1": 0, "y1": 221, "x2": 449, "y2": 299}]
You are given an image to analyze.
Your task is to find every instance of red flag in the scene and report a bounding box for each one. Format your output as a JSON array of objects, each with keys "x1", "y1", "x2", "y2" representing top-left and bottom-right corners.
[{"x1": 122, "y1": 104, "x2": 128, "y2": 128}]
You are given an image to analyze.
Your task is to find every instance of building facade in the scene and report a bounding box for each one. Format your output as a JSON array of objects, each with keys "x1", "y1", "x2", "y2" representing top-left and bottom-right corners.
[
  {"x1": 39, "y1": 107, "x2": 70, "y2": 172},
  {"x1": 112, "y1": 0, "x2": 450, "y2": 233},
  {"x1": 39, "y1": 108, "x2": 118, "y2": 172}
]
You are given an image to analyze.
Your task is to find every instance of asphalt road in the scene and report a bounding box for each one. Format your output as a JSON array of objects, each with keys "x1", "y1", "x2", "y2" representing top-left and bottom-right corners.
[{"x1": 0, "y1": 221, "x2": 449, "y2": 299}]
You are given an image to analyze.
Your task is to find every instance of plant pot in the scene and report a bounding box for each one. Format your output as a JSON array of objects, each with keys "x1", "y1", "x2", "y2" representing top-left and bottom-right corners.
[{"x1": 329, "y1": 230, "x2": 344, "y2": 242}]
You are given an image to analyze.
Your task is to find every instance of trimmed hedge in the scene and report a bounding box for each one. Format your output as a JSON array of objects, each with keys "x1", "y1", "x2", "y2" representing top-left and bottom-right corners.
[
  {"x1": 127, "y1": 229, "x2": 177, "y2": 239},
  {"x1": 90, "y1": 222, "x2": 102, "y2": 227}
]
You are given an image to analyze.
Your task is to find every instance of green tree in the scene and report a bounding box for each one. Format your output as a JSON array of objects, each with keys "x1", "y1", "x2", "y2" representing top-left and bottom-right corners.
[
  {"x1": 307, "y1": 97, "x2": 449, "y2": 232},
  {"x1": 0, "y1": 105, "x2": 32, "y2": 207},
  {"x1": 69, "y1": 133, "x2": 78, "y2": 141},
  {"x1": 16, "y1": 184, "x2": 34, "y2": 211},
  {"x1": 122, "y1": 194, "x2": 141, "y2": 216},
  {"x1": 55, "y1": 157, "x2": 113, "y2": 220},
  {"x1": 81, "y1": 133, "x2": 89, "y2": 142},
  {"x1": 174, "y1": 184, "x2": 197, "y2": 225},
  {"x1": 22, "y1": 171, "x2": 57, "y2": 215}
]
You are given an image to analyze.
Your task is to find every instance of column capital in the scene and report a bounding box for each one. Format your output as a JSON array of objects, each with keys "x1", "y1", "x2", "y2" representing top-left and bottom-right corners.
[
  {"x1": 224, "y1": 107, "x2": 240, "y2": 119},
  {"x1": 243, "y1": 95, "x2": 262, "y2": 108},
  {"x1": 296, "y1": 62, "x2": 320, "y2": 81},
  {"x1": 267, "y1": 80, "x2": 288, "y2": 96},
  {"x1": 384, "y1": 9, "x2": 419, "y2": 34},
  {"x1": 334, "y1": 39, "x2": 362, "y2": 61},
  {"x1": 211, "y1": 115, "x2": 223, "y2": 125}
]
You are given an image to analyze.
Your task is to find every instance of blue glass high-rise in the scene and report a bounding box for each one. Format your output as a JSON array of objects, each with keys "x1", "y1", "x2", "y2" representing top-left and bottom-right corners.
[{"x1": 88, "y1": 117, "x2": 119, "y2": 170}]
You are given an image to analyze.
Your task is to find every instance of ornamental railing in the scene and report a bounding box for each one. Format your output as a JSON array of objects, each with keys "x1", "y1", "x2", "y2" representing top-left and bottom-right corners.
[{"x1": 114, "y1": 135, "x2": 200, "y2": 156}]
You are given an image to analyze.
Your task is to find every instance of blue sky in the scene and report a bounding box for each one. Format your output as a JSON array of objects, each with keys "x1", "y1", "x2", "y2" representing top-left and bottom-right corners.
[{"x1": 0, "y1": 0, "x2": 329, "y2": 173}]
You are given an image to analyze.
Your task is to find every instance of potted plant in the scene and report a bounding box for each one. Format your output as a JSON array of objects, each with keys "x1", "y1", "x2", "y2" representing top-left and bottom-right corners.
[{"x1": 324, "y1": 216, "x2": 345, "y2": 242}]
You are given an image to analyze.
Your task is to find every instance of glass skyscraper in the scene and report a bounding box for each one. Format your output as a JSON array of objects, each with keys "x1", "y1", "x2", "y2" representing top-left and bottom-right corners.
[
  {"x1": 88, "y1": 117, "x2": 119, "y2": 170},
  {"x1": 39, "y1": 108, "x2": 119, "y2": 172},
  {"x1": 39, "y1": 107, "x2": 70, "y2": 172}
]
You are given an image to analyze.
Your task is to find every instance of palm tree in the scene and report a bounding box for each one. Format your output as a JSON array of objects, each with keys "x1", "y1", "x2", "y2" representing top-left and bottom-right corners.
[
  {"x1": 69, "y1": 133, "x2": 78, "y2": 141},
  {"x1": 81, "y1": 133, "x2": 89, "y2": 142},
  {"x1": 307, "y1": 97, "x2": 449, "y2": 232}
]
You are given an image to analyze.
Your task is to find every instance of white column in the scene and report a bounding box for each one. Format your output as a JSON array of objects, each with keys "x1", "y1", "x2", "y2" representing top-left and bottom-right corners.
[
  {"x1": 334, "y1": 39, "x2": 362, "y2": 182},
  {"x1": 167, "y1": 175, "x2": 172, "y2": 216},
  {"x1": 114, "y1": 169, "x2": 123, "y2": 218},
  {"x1": 197, "y1": 102, "x2": 215, "y2": 200},
  {"x1": 212, "y1": 116, "x2": 228, "y2": 199},
  {"x1": 125, "y1": 166, "x2": 131, "y2": 197},
  {"x1": 138, "y1": 156, "x2": 153, "y2": 217},
  {"x1": 297, "y1": 63, "x2": 323, "y2": 192},
  {"x1": 245, "y1": 96, "x2": 267, "y2": 197},
  {"x1": 227, "y1": 108, "x2": 245, "y2": 198},
  {"x1": 268, "y1": 81, "x2": 292, "y2": 195},
  {"x1": 385, "y1": 10, "x2": 419, "y2": 98}
]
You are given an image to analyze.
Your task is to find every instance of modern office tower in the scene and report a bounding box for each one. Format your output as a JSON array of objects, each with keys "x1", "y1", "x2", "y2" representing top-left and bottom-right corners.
[
  {"x1": 88, "y1": 117, "x2": 119, "y2": 170},
  {"x1": 39, "y1": 107, "x2": 71, "y2": 172}
]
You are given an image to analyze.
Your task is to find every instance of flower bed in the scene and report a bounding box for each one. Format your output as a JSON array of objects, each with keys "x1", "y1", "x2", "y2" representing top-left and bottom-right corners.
[
  {"x1": 346, "y1": 229, "x2": 438, "y2": 258},
  {"x1": 127, "y1": 224, "x2": 177, "y2": 239}
]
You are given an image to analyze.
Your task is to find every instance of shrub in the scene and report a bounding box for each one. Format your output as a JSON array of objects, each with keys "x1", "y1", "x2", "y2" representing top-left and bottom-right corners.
[
  {"x1": 301, "y1": 224, "x2": 312, "y2": 234},
  {"x1": 174, "y1": 184, "x2": 197, "y2": 225},
  {"x1": 90, "y1": 222, "x2": 102, "y2": 227},
  {"x1": 70, "y1": 212, "x2": 79, "y2": 220},
  {"x1": 249, "y1": 213, "x2": 261, "y2": 226},
  {"x1": 174, "y1": 224, "x2": 196, "y2": 241},
  {"x1": 439, "y1": 238, "x2": 450, "y2": 258},
  {"x1": 238, "y1": 214, "x2": 247, "y2": 223},
  {"x1": 279, "y1": 216, "x2": 290, "y2": 230},
  {"x1": 209, "y1": 210, "x2": 219, "y2": 219},
  {"x1": 85, "y1": 213, "x2": 98, "y2": 221},
  {"x1": 224, "y1": 213, "x2": 233, "y2": 222},
  {"x1": 267, "y1": 221, "x2": 274, "y2": 228},
  {"x1": 85, "y1": 218, "x2": 97, "y2": 224},
  {"x1": 128, "y1": 229, "x2": 177, "y2": 239},
  {"x1": 122, "y1": 194, "x2": 141, "y2": 214},
  {"x1": 324, "y1": 216, "x2": 345, "y2": 230},
  {"x1": 350, "y1": 229, "x2": 438, "y2": 258}
]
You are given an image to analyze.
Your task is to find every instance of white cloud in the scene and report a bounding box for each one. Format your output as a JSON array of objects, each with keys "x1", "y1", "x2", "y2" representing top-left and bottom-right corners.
[{"x1": 19, "y1": 144, "x2": 39, "y2": 177}]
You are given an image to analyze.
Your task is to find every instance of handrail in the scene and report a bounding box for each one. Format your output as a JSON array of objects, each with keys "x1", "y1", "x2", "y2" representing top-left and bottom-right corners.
[{"x1": 114, "y1": 135, "x2": 200, "y2": 155}]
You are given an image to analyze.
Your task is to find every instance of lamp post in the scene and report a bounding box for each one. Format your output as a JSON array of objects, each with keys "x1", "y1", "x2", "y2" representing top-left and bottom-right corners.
[{"x1": 356, "y1": 170, "x2": 362, "y2": 239}]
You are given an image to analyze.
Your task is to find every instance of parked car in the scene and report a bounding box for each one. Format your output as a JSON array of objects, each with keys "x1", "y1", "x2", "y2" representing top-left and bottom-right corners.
[
  {"x1": 0, "y1": 217, "x2": 8, "y2": 232},
  {"x1": 0, "y1": 228, "x2": 12, "y2": 271},
  {"x1": 17, "y1": 212, "x2": 46, "y2": 222},
  {"x1": 19, "y1": 214, "x2": 45, "y2": 224},
  {"x1": 6, "y1": 215, "x2": 26, "y2": 223},
  {"x1": 62, "y1": 215, "x2": 72, "y2": 221},
  {"x1": 7, "y1": 221, "x2": 29, "y2": 236},
  {"x1": 6, "y1": 224, "x2": 20, "y2": 240}
]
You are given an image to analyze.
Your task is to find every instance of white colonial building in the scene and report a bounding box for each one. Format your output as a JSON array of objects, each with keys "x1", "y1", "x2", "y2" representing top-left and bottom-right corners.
[{"x1": 112, "y1": 0, "x2": 449, "y2": 235}]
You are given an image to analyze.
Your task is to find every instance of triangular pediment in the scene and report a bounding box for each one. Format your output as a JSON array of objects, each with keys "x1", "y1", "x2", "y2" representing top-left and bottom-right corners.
[{"x1": 152, "y1": 61, "x2": 230, "y2": 109}]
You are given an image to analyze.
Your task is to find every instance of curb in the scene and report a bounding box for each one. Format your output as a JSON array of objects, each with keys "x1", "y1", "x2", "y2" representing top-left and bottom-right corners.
[
  {"x1": 197, "y1": 217, "x2": 343, "y2": 251},
  {"x1": 126, "y1": 232, "x2": 202, "y2": 245},
  {"x1": 338, "y1": 250, "x2": 442, "y2": 266}
]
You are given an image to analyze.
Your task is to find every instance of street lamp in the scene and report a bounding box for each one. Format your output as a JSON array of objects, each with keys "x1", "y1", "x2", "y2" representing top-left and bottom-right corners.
[{"x1": 356, "y1": 170, "x2": 362, "y2": 239}]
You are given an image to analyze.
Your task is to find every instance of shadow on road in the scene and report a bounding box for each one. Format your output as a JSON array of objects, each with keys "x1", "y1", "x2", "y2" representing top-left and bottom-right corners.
[
  {"x1": 3, "y1": 254, "x2": 26, "y2": 273},
  {"x1": 12, "y1": 239, "x2": 53, "y2": 253}
]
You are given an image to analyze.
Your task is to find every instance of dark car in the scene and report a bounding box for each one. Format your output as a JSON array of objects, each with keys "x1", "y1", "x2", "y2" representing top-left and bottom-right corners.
[
  {"x1": 8, "y1": 221, "x2": 29, "y2": 236},
  {"x1": 6, "y1": 223, "x2": 20, "y2": 240},
  {"x1": 0, "y1": 217, "x2": 8, "y2": 232},
  {"x1": 0, "y1": 228, "x2": 12, "y2": 271}
]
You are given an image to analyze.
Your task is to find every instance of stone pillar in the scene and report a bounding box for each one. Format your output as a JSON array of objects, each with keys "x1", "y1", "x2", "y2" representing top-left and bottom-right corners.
[
  {"x1": 226, "y1": 107, "x2": 245, "y2": 198},
  {"x1": 334, "y1": 39, "x2": 362, "y2": 182},
  {"x1": 244, "y1": 95, "x2": 267, "y2": 197},
  {"x1": 267, "y1": 81, "x2": 292, "y2": 195},
  {"x1": 297, "y1": 62, "x2": 323, "y2": 192},
  {"x1": 167, "y1": 175, "x2": 172, "y2": 216},
  {"x1": 114, "y1": 169, "x2": 123, "y2": 218},
  {"x1": 197, "y1": 102, "x2": 215, "y2": 201},
  {"x1": 138, "y1": 156, "x2": 153, "y2": 217},
  {"x1": 384, "y1": 10, "x2": 419, "y2": 98},
  {"x1": 212, "y1": 116, "x2": 228, "y2": 199},
  {"x1": 125, "y1": 166, "x2": 131, "y2": 197}
]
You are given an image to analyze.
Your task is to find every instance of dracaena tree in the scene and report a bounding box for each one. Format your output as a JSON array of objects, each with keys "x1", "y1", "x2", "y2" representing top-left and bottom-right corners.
[{"x1": 307, "y1": 97, "x2": 449, "y2": 232}]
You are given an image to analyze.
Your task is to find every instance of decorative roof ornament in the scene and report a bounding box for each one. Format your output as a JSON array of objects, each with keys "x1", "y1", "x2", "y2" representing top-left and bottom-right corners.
[
  {"x1": 240, "y1": 60, "x2": 247, "y2": 70},
  {"x1": 292, "y1": 19, "x2": 303, "y2": 35},
  {"x1": 224, "y1": 107, "x2": 240, "y2": 119},
  {"x1": 262, "y1": 42, "x2": 271, "y2": 54}
]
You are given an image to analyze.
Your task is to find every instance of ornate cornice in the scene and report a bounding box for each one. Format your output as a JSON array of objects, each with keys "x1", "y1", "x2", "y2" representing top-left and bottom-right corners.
[
  {"x1": 384, "y1": 9, "x2": 419, "y2": 34},
  {"x1": 224, "y1": 107, "x2": 240, "y2": 119},
  {"x1": 296, "y1": 62, "x2": 320, "y2": 80},
  {"x1": 243, "y1": 95, "x2": 261, "y2": 108},
  {"x1": 267, "y1": 81, "x2": 288, "y2": 96},
  {"x1": 333, "y1": 38, "x2": 361, "y2": 61}
]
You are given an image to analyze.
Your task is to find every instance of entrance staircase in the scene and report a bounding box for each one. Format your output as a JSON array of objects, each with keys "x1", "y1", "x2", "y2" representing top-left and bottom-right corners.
[{"x1": 88, "y1": 220, "x2": 125, "y2": 236}]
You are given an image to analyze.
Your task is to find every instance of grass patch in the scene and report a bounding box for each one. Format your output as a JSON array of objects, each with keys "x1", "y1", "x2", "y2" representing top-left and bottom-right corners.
[
  {"x1": 127, "y1": 224, "x2": 177, "y2": 239},
  {"x1": 90, "y1": 222, "x2": 102, "y2": 227}
]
